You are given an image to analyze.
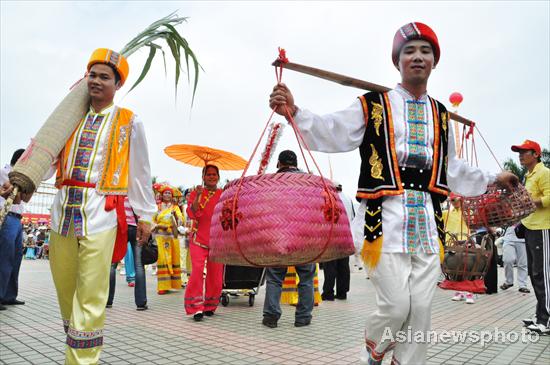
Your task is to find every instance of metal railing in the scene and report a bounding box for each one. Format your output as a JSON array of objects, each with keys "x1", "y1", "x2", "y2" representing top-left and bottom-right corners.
[{"x1": 25, "y1": 182, "x2": 56, "y2": 215}]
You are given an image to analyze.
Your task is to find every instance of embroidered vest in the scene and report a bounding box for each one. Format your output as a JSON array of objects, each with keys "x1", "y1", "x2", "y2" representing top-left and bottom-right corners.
[
  {"x1": 356, "y1": 91, "x2": 450, "y2": 244},
  {"x1": 55, "y1": 107, "x2": 134, "y2": 195},
  {"x1": 357, "y1": 92, "x2": 450, "y2": 199}
]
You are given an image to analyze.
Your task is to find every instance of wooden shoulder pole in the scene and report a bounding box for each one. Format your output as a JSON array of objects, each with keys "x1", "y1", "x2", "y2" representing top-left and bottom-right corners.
[{"x1": 273, "y1": 60, "x2": 473, "y2": 127}]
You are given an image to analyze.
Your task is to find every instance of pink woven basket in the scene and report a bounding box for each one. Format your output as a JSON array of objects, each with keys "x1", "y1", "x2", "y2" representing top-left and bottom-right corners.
[{"x1": 209, "y1": 173, "x2": 355, "y2": 267}]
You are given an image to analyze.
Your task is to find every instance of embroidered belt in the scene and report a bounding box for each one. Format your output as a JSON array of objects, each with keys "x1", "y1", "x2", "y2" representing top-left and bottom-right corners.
[
  {"x1": 364, "y1": 167, "x2": 445, "y2": 244},
  {"x1": 61, "y1": 179, "x2": 95, "y2": 189},
  {"x1": 60, "y1": 179, "x2": 128, "y2": 263}
]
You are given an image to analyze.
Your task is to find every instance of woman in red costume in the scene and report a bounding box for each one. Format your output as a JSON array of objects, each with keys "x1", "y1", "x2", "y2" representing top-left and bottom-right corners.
[{"x1": 184, "y1": 165, "x2": 224, "y2": 321}]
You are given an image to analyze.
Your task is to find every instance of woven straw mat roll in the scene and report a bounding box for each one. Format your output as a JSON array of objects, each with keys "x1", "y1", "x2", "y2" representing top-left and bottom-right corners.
[{"x1": 9, "y1": 80, "x2": 90, "y2": 193}]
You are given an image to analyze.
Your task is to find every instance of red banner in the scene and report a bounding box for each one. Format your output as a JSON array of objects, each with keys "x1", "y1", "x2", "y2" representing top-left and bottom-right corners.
[{"x1": 22, "y1": 213, "x2": 51, "y2": 225}]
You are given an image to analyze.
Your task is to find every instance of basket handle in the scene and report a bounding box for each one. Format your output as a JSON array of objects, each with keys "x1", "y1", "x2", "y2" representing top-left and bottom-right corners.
[{"x1": 228, "y1": 48, "x2": 338, "y2": 266}]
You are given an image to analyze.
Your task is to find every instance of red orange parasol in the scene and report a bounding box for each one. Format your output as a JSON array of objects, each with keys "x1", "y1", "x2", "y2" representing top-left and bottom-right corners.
[{"x1": 164, "y1": 144, "x2": 247, "y2": 171}]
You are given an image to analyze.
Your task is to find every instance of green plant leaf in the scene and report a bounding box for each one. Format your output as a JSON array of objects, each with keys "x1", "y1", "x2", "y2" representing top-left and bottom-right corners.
[
  {"x1": 127, "y1": 46, "x2": 157, "y2": 93},
  {"x1": 118, "y1": 12, "x2": 200, "y2": 104},
  {"x1": 165, "y1": 36, "x2": 181, "y2": 98}
]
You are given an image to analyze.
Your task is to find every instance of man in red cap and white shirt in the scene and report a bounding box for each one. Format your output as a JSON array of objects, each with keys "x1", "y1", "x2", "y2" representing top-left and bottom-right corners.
[
  {"x1": 512, "y1": 140, "x2": 550, "y2": 335},
  {"x1": 270, "y1": 22, "x2": 517, "y2": 364}
]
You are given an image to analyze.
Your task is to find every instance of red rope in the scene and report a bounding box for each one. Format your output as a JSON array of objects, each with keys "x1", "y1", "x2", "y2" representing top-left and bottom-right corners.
[
  {"x1": 474, "y1": 125, "x2": 503, "y2": 171},
  {"x1": 229, "y1": 48, "x2": 336, "y2": 266},
  {"x1": 458, "y1": 125, "x2": 466, "y2": 159},
  {"x1": 290, "y1": 118, "x2": 311, "y2": 173},
  {"x1": 472, "y1": 132, "x2": 479, "y2": 167},
  {"x1": 69, "y1": 72, "x2": 88, "y2": 90}
]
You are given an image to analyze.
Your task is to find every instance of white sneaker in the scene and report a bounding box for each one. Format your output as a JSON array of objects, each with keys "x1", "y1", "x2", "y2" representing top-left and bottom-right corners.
[
  {"x1": 451, "y1": 292, "x2": 465, "y2": 301},
  {"x1": 526, "y1": 323, "x2": 550, "y2": 335},
  {"x1": 522, "y1": 316, "x2": 536, "y2": 326},
  {"x1": 465, "y1": 293, "x2": 475, "y2": 304},
  {"x1": 120, "y1": 269, "x2": 126, "y2": 276}
]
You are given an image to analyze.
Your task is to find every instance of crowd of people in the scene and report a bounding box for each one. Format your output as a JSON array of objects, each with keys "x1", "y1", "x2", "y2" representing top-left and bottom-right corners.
[
  {"x1": 20, "y1": 222, "x2": 51, "y2": 260},
  {"x1": 0, "y1": 21, "x2": 548, "y2": 365}
]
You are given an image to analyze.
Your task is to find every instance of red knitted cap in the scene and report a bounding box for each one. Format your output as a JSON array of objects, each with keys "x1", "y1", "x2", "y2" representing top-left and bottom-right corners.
[{"x1": 392, "y1": 22, "x2": 440, "y2": 66}]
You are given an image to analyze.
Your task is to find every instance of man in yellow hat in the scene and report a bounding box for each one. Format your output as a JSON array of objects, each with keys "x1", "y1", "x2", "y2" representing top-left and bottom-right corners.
[{"x1": 48, "y1": 48, "x2": 157, "y2": 364}]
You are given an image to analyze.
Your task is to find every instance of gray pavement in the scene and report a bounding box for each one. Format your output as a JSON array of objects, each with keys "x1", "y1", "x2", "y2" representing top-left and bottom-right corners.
[{"x1": 0, "y1": 259, "x2": 549, "y2": 365}]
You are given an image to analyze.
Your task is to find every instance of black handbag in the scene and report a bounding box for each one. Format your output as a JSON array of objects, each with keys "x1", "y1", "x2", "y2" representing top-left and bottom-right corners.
[
  {"x1": 141, "y1": 236, "x2": 158, "y2": 265},
  {"x1": 514, "y1": 223, "x2": 526, "y2": 239}
]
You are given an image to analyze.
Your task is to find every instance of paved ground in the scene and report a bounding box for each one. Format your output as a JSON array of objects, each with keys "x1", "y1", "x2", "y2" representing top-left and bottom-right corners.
[{"x1": 1, "y1": 259, "x2": 549, "y2": 365}]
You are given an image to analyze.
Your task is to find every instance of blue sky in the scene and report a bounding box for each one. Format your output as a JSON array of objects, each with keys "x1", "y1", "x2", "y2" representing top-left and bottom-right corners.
[{"x1": 1, "y1": 1, "x2": 548, "y2": 197}]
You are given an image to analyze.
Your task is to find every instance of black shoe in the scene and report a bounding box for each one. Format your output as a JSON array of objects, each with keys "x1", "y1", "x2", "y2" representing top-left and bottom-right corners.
[
  {"x1": 204, "y1": 311, "x2": 215, "y2": 317},
  {"x1": 0, "y1": 304, "x2": 6, "y2": 311},
  {"x1": 262, "y1": 316, "x2": 278, "y2": 328},
  {"x1": 294, "y1": 319, "x2": 311, "y2": 327},
  {"x1": 321, "y1": 293, "x2": 335, "y2": 301},
  {"x1": 193, "y1": 312, "x2": 204, "y2": 321},
  {"x1": 335, "y1": 294, "x2": 347, "y2": 300},
  {"x1": 2, "y1": 299, "x2": 25, "y2": 305},
  {"x1": 137, "y1": 305, "x2": 148, "y2": 311},
  {"x1": 500, "y1": 283, "x2": 513, "y2": 290},
  {"x1": 519, "y1": 287, "x2": 531, "y2": 293},
  {"x1": 105, "y1": 304, "x2": 112, "y2": 308}
]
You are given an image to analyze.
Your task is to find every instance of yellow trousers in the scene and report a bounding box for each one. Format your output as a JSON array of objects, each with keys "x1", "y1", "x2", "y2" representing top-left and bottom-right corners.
[
  {"x1": 156, "y1": 235, "x2": 182, "y2": 291},
  {"x1": 49, "y1": 223, "x2": 116, "y2": 365}
]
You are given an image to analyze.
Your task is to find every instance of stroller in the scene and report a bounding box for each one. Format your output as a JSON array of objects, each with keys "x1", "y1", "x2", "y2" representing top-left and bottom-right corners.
[{"x1": 220, "y1": 265, "x2": 266, "y2": 307}]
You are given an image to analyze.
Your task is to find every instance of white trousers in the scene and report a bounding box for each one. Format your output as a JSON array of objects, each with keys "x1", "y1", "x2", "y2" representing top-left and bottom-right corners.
[
  {"x1": 361, "y1": 252, "x2": 440, "y2": 365},
  {"x1": 503, "y1": 241, "x2": 528, "y2": 288}
]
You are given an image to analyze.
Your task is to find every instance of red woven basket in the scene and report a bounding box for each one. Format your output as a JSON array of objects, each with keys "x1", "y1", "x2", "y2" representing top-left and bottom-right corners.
[
  {"x1": 209, "y1": 173, "x2": 355, "y2": 267},
  {"x1": 461, "y1": 184, "x2": 535, "y2": 230}
]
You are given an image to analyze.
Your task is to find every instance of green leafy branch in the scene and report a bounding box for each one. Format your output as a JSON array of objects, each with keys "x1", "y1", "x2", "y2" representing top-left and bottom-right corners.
[{"x1": 119, "y1": 12, "x2": 202, "y2": 104}]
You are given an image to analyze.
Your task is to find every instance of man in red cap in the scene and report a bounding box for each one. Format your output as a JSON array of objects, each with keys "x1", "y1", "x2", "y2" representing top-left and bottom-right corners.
[
  {"x1": 511, "y1": 140, "x2": 550, "y2": 335},
  {"x1": 270, "y1": 22, "x2": 517, "y2": 364}
]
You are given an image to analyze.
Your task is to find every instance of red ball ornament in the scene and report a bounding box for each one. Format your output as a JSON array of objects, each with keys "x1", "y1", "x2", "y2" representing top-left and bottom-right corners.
[{"x1": 449, "y1": 92, "x2": 463, "y2": 107}]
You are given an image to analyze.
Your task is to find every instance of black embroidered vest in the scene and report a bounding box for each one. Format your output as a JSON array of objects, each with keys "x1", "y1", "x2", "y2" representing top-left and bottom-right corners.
[{"x1": 356, "y1": 91, "x2": 451, "y2": 245}]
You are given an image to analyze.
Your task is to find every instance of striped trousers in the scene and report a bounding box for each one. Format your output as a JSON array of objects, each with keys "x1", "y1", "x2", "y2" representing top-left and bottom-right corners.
[{"x1": 525, "y1": 228, "x2": 550, "y2": 327}]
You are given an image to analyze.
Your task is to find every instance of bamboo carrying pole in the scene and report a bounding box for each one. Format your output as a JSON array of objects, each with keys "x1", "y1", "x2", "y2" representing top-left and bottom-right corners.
[{"x1": 272, "y1": 60, "x2": 474, "y2": 127}]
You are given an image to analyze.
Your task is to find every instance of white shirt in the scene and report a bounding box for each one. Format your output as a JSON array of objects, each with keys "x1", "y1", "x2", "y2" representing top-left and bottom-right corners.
[
  {"x1": 50, "y1": 104, "x2": 157, "y2": 236},
  {"x1": 338, "y1": 190, "x2": 356, "y2": 224},
  {"x1": 0, "y1": 164, "x2": 26, "y2": 214},
  {"x1": 294, "y1": 85, "x2": 495, "y2": 254}
]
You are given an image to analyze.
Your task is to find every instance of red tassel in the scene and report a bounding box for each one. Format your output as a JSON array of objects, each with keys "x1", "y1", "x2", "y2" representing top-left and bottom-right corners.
[{"x1": 277, "y1": 47, "x2": 289, "y2": 64}]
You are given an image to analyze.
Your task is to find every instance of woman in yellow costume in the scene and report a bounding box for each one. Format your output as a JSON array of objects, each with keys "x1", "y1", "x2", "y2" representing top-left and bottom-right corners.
[
  {"x1": 281, "y1": 265, "x2": 322, "y2": 306},
  {"x1": 152, "y1": 185, "x2": 184, "y2": 294}
]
